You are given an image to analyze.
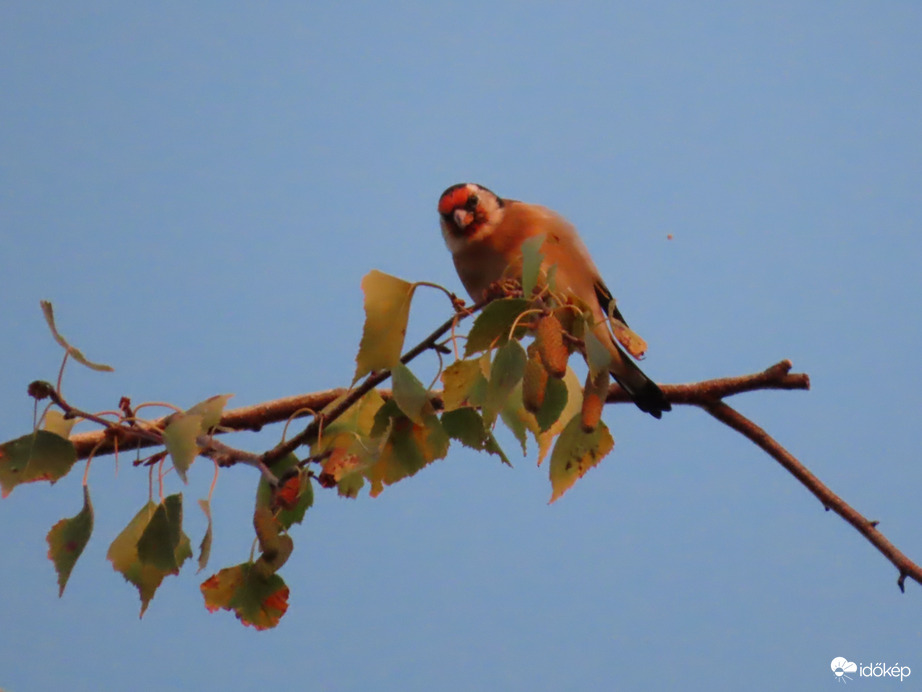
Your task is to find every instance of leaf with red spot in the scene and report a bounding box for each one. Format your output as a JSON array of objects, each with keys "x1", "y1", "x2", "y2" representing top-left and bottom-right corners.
[
  {"x1": 255, "y1": 453, "x2": 313, "y2": 529},
  {"x1": 46, "y1": 485, "x2": 94, "y2": 596},
  {"x1": 312, "y1": 390, "x2": 384, "y2": 498},
  {"x1": 201, "y1": 563, "x2": 290, "y2": 630}
]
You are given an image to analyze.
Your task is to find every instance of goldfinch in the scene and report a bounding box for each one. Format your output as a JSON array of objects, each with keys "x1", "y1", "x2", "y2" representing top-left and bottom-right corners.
[{"x1": 438, "y1": 182, "x2": 670, "y2": 418}]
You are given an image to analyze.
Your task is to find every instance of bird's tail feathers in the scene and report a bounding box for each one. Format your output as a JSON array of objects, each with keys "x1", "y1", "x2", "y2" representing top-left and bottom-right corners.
[{"x1": 608, "y1": 346, "x2": 671, "y2": 419}]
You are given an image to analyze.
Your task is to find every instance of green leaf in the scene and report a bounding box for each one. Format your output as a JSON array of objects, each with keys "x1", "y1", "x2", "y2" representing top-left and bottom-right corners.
[
  {"x1": 441, "y1": 408, "x2": 511, "y2": 466},
  {"x1": 43, "y1": 410, "x2": 76, "y2": 438},
  {"x1": 546, "y1": 264, "x2": 558, "y2": 293},
  {"x1": 390, "y1": 362, "x2": 431, "y2": 425},
  {"x1": 583, "y1": 324, "x2": 613, "y2": 379},
  {"x1": 197, "y1": 499, "x2": 213, "y2": 573},
  {"x1": 499, "y1": 384, "x2": 532, "y2": 457},
  {"x1": 186, "y1": 394, "x2": 234, "y2": 432},
  {"x1": 549, "y1": 415, "x2": 615, "y2": 503},
  {"x1": 354, "y1": 270, "x2": 416, "y2": 382},
  {"x1": 0, "y1": 430, "x2": 78, "y2": 497},
  {"x1": 137, "y1": 494, "x2": 188, "y2": 571},
  {"x1": 483, "y1": 340, "x2": 527, "y2": 427},
  {"x1": 40, "y1": 300, "x2": 114, "y2": 372},
  {"x1": 370, "y1": 398, "x2": 402, "y2": 439},
  {"x1": 536, "y1": 367, "x2": 584, "y2": 466},
  {"x1": 107, "y1": 497, "x2": 192, "y2": 615},
  {"x1": 201, "y1": 563, "x2": 289, "y2": 630},
  {"x1": 46, "y1": 485, "x2": 94, "y2": 596},
  {"x1": 254, "y1": 535, "x2": 294, "y2": 576},
  {"x1": 367, "y1": 408, "x2": 450, "y2": 497},
  {"x1": 534, "y1": 375, "x2": 569, "y2": 432},
  {"x1": 253, "y1": 505, "x2": 281, "y2": 562},
  {"x1": 464, "y1": 298, "x2": 531, "y2": 357},
  {"x1": 520, "y1": 233, "x2": 546, "y2": 297},
  {"x1": 162, "y1": 413, "x2": 204, "y2": 483}
]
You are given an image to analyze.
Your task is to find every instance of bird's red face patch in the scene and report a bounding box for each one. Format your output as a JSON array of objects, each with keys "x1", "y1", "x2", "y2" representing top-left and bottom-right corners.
[
  {"x1": 438, "y1": 182, "x2": 502, "y2": 241},
  {"x1": 437, "y1": 184, "x2": 474, "y2": 216}
]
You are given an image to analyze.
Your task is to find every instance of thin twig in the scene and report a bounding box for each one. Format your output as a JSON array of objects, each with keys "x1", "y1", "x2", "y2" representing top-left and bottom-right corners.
[
  {"x1": 703, "y1": 400, "x2": 922, "y2": 592},
  {"x1": 259, "y1": 298, "x2": 490, "y2": 467}
]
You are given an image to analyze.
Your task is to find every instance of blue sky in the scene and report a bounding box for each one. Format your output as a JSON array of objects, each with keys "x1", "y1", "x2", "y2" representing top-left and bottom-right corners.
[{"x1": 1, "y1": 2, "x2": 921, "y2": 690}]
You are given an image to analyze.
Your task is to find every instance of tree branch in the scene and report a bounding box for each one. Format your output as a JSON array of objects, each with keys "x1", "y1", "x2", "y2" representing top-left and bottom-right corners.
[
  {"x1": 61, "y1": 355, "x2": 921, "y2": 591},
  {"x1": 703, "y1": 399, "x2": 922, "y2": 592},
  {"x1": 71, "y1": 359, "x2": 807, "y2": 460}
]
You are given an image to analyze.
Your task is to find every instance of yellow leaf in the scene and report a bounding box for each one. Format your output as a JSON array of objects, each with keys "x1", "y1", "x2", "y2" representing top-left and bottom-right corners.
[
  {"x1": 43, "y1": 410, "x2": 76, "y2": 438},
  {"x1": 353, "y1": 270, "x2": 416, "y2": 382},
  {"x1": 440, "y1": 359, "x2": 486, "y2": 412},
  {"x1": 0, "y1": 431, "x2": 78, "y2": 497},
  {"x1": 107, "y1": 495, "x2": 192, "y2": 615},
  {"x1": 186, "y1": 394, "x2": 234, "y2": 432},
  {"x1": 162, "y1": 413, "x2": 204, "y2": 483},
  {"x1": 549, "y1": 416, "x2": 615, "y2": 503}
]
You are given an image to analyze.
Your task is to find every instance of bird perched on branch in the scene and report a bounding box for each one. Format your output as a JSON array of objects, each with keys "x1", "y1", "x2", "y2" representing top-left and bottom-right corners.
[{"x1": 437, "y1": 182, "x2": 670, "y2": 419}]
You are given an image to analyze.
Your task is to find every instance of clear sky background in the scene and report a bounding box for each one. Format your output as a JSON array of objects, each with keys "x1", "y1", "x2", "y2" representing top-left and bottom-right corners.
[{"x1": 2, "y1": 3, "x2": 921, "y2": 690}]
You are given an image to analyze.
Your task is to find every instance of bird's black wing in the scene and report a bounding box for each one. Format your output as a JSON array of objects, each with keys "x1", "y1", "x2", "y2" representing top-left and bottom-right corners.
[{"x1": 593, "y1": 279, "x2": 629, "y2": 325}]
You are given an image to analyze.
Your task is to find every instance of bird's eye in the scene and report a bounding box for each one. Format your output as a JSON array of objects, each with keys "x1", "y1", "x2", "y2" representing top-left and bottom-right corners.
[{"x1": 465, "y1": 194, "x2": 479, "y2": 210}]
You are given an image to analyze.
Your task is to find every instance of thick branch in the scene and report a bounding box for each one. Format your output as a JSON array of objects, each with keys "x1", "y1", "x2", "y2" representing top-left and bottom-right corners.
[
  {"x1": 71, "y1": 359, "x2": 808, "y2": 460},
  {"x1": 607, "y1": 359, "x2": 810, "y2": 404}
]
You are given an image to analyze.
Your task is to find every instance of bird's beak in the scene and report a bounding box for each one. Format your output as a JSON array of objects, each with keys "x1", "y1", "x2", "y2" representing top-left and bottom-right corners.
[{"x1": 453, "y1": 209, "x2": 473, "y2": 229}]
